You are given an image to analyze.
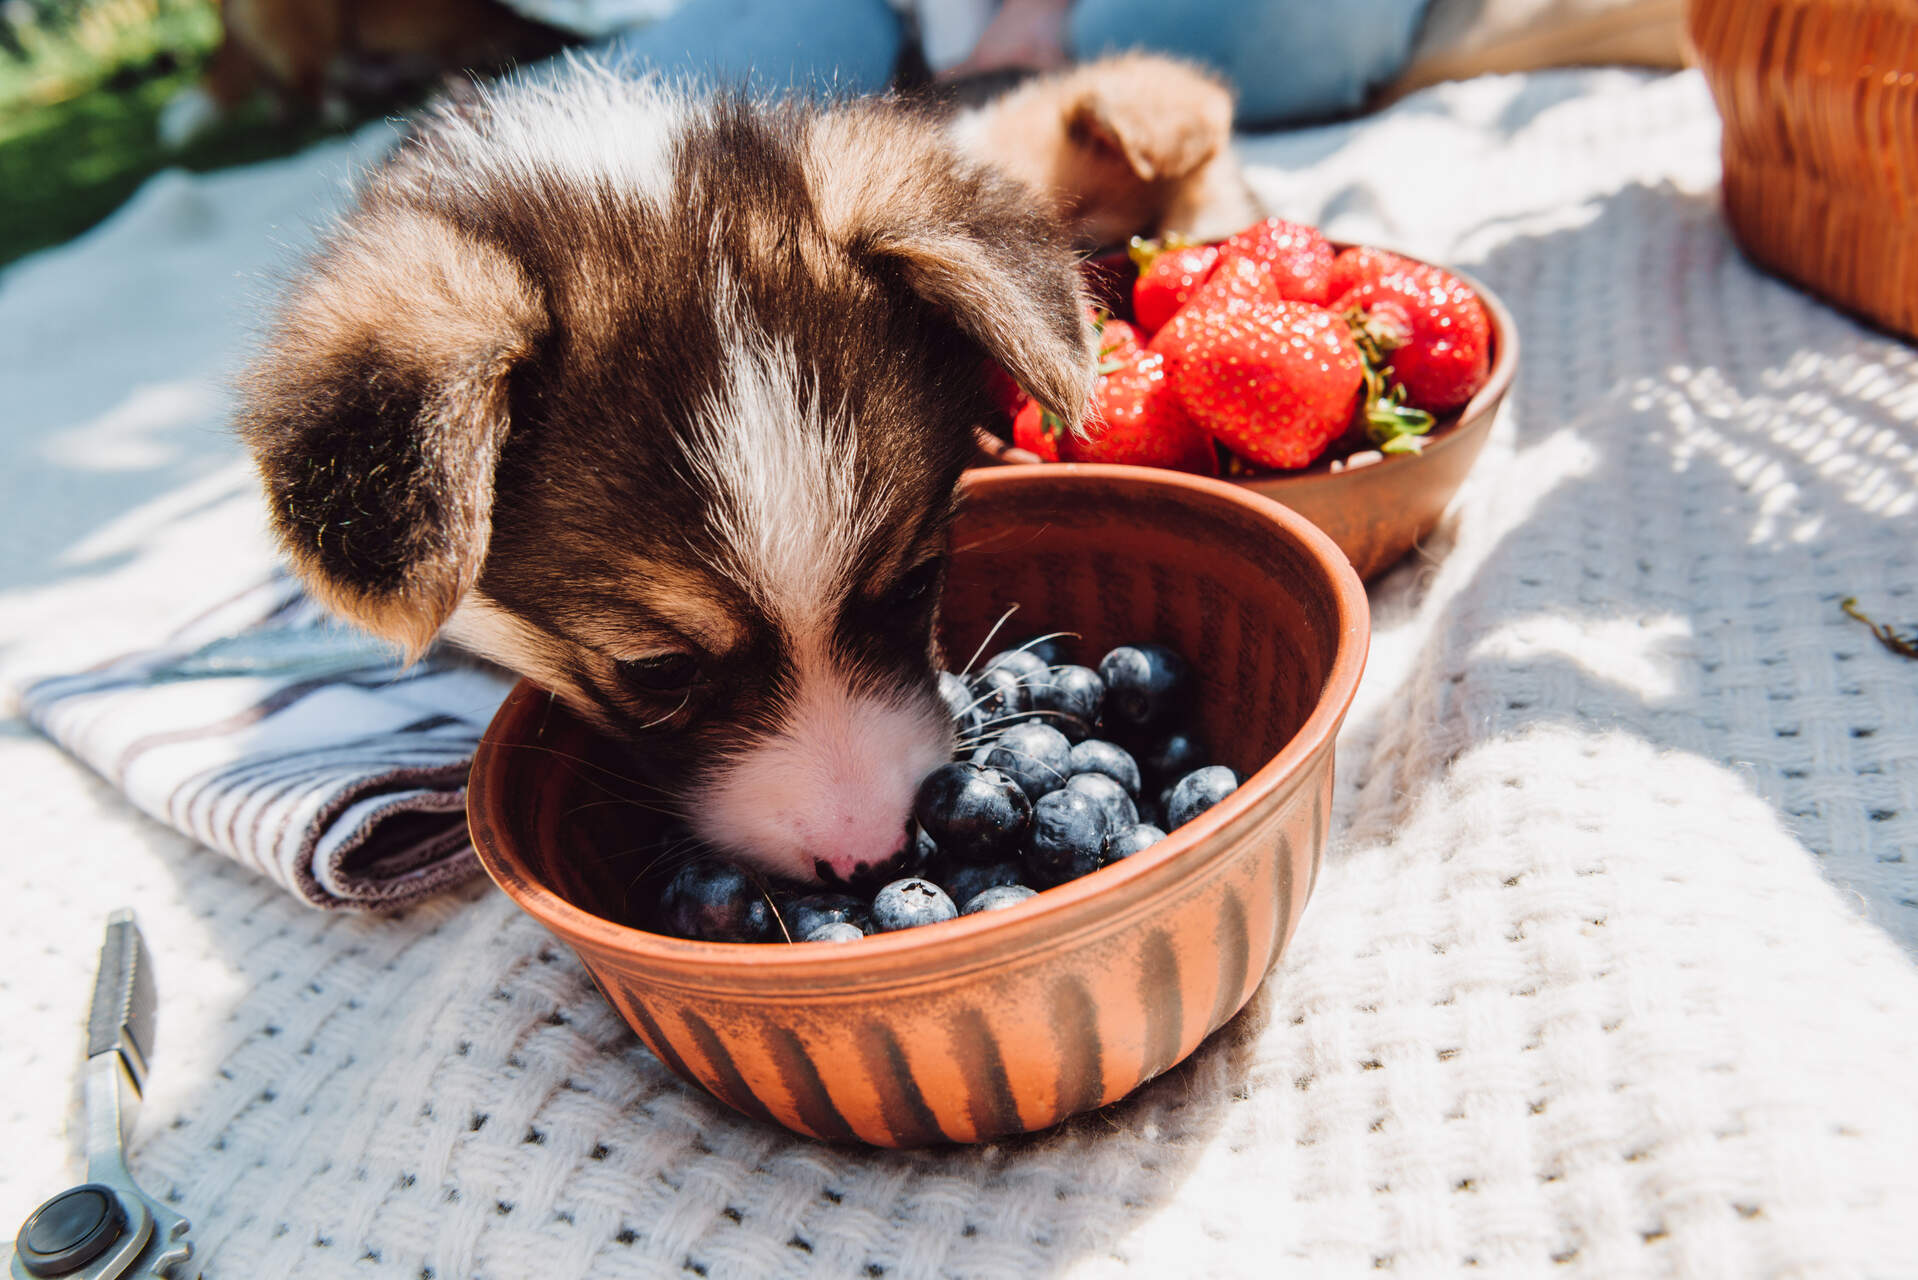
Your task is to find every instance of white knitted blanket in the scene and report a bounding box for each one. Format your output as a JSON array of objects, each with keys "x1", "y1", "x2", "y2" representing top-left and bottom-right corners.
[{"x1": 3, "y1": 68, "x2": 1915, "y2": 1279}]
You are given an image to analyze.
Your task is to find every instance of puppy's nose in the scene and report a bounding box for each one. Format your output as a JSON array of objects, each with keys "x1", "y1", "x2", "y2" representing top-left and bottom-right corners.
[{"x1": 809, "y1": 819, "x2": 915, "y2": 887}]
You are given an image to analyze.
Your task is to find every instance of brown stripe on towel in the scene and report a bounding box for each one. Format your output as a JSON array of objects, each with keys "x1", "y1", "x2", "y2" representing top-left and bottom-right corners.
[{"x1": 108, "y1": 666, "x2": 440, "y2": 783}]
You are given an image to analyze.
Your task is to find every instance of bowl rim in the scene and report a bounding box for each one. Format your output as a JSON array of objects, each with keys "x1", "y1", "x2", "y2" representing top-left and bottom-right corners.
[
  {"x1": 980, "y1": 251, "x2": 1521, "y2": 488},
  {"x1": 468, "y1": 464, "x2": 1370, "y2": 980}
]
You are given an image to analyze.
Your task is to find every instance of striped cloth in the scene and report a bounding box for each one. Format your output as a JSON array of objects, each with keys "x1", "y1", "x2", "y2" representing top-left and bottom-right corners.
[{"x1": 19, "y1": 577, "x2": 512, "y2": 910}]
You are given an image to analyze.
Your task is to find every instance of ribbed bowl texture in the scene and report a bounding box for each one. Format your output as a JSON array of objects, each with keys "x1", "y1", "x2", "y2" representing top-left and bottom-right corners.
[{"x1": 468, "y1": 465, "x2": 1370, "y2": 1146}]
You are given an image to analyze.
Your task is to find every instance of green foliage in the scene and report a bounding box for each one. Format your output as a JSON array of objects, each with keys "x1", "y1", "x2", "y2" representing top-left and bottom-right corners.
[{"x1": 0, "y1": 0, "x2": 345, "y2": 267}]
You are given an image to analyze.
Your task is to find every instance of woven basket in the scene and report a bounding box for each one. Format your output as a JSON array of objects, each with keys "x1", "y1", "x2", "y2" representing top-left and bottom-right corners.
[{"x1": 1687, "y1": 0, "x2": 1918, "y2": 340}]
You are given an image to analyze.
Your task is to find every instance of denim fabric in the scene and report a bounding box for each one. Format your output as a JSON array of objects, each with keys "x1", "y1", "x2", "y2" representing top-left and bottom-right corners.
[
  {"x1": 590, "y1": 0, "x2": 1432, "y2": 125},
  {"x1": 595, "y1": 0, "x2": 903, "y2": 96},
  {"x1": 1069, "y1": 0, "x2": 1434, "y2": 126}
]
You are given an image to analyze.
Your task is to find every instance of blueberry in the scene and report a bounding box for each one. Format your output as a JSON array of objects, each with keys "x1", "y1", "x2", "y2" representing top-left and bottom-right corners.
[
  {"x1": 1097, "y1": 644, "x2": 1192, "y2": 732},
  {"x1": 871, "y1": 878, "x2": 958, "y2": 931},
  {"x1": 933, "y1": 859, "x2": 1024, "y2": 907},
  {"x1": 1140, "y1": 731, "x2": 1209, "y2": 789},
  {"x1": 782, "y1": 893, "x2": 873, "y2": 939},
  {"x1": 1030, "y1": 664, "x2": 1104, "y2": 741},
  {"x1": 981, "y1": 721, "x2": 1074, "y2": 800},
  {"x1": 1064, "y1": 771, "x2": 1138, "y2": 834},
  {"x1": 901, "y1": 825, "x2": 935, "y2": 874},
  {"x1": 937, "y1": 670, "x2": 981, "y2": 735},
  {"x1": 967, "y1": 664, "x2": 1031, "y2": 729},
  {"x1": 1105, "y1": 823, "x2": 1166, "y2": 861},
  {"x1": 802, "y1": 921, "x2": 866, "y2": 943},
  {"x1": 914, "y1": 763, "x2": 1032, "y2": 863},
  {"x1": 1165, "y1": 765, "x2": 1239, "y2": 829},
  {"x1": 658, "y1": 859, "x2": 778, "y2": 942},
  {"x1": 1024, "y1": 789, "x2": 1111, "y2": 887},
  {"x1": 1067, "y1": 738, "x2": 1142, "y2": 797},
  {"x1": 962, "y1": 884, "x2": 1038, "y2": 914},
  {"x1": 983, "y1": 648, "x2": 1049, "y2": 683},
  {"x1": 1012, "y1": 635, "x2": 1073, "y2": 668}
]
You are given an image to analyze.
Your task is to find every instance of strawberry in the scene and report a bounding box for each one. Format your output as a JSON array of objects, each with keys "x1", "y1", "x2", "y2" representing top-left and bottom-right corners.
[
  {"x1": 1216, "y1": 218, "x2": 1336, "y2": 305},
  {"x1": 1012, "y1": 399, "x2": 1063, "y2": 461},
  {"x1": 981, "y1": 358, "x2": 1028, "y2": 422},
  {"x1": 1188, "y1": 253, "x2": 1285, "y2": 312},
  {"x1": 1065, "y1": 350, "x2": 1219, "y2": 475},
  {"x1": 1163, "y1": 299, "x2": 1364, "y2": 470},
  {"x1": 1131, "y1": 244, "x2": 1221, "y2": 333},
  {"x1": 1097, "y1": 315, "x2": 1146, "y2": 364},
  {"x1": 1325, "y1": 245, "x2": 1420, "y2": 302},
  {"x1": 1335, "y1": 259, "x2": 1491, "y2": 412},
  {"x1": 1147, "y1": 255, "x2": 1282, "y2": 379}
]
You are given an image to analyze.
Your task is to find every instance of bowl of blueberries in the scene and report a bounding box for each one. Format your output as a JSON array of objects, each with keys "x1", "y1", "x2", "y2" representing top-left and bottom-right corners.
[{"x1": 468, "y1": 463, "x2": 1369, "y2": 1146}]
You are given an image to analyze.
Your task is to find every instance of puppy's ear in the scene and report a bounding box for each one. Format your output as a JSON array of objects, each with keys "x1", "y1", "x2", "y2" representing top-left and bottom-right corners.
[
  {"x1": 809, "y1": 106, "x2": 1098, "y2": 430},
  {"x1": 238, "y1": 207, "x2": 546, "y2": 658},
  {"x1": 1065, "y1": 55, "x2": 1234, "y2": 183}
]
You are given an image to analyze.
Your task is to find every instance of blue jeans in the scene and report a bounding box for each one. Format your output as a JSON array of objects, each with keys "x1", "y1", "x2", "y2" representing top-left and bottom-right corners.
[
  {"x1": 592, "y1": 0, "x2": 1431, "y2": 127},
  {"x1": 596, "y1": 0, "x2": 905, "y2": 98},
  {"x1": 1071, "y1": 0, "x2": 1433, "y2": 126}
]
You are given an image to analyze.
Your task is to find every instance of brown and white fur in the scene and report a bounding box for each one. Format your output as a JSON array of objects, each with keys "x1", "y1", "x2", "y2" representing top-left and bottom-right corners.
[
  {"x1": 944, "y1": 51, "x2": 1259, "y2": 249},
  {"x1": 238, "y1": 66, "x2": 1097, "y2": 884}
]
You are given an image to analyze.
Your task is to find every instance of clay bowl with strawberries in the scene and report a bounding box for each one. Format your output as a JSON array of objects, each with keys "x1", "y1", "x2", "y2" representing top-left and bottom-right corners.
[
  {"x1": 977, "y1": 224, "x2": 1519, "y2": 581},
  {"x1": 468, "y1": 464, "x2": 1369, "y2": 1148}
]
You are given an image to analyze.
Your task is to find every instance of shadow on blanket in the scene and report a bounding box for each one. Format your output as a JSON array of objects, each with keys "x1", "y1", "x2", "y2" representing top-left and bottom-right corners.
[
  {"x1": 108, "y1": 771, "x2": 1262, "y2": 1276},
  {"x1": 1333, "y1": 179, "x2": 1916, "y2": 948}
]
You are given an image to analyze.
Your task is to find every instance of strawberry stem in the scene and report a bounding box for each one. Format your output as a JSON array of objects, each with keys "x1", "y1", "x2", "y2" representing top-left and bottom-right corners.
[
  {"x1": 1356, "y1": 346, "x2": 1435, "y2": 454},
  {"x1": 1127, "y1": 231, "x2": 1199, "y2": 277},
  {"x1": 1344, "y1": 306, "x2": 1408, "y2": 367}
]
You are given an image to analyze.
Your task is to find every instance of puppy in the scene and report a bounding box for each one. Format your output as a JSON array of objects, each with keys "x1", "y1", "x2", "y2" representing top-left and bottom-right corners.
[
  {"x1": 942, "y1": 52, "x2": 1260, "y2": 249},
  {"x1": 160, "y1": 0, "x2": 568, "y2": 147},
  {"x1": 238, "y1": 67, "x2": 1097, "y2": 885}
]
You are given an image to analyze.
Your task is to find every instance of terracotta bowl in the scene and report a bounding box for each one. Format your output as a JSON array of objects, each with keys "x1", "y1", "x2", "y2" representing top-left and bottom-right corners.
[
  {"x1": 467, "y1": 465, "x2": 1369, "y2": 1147},
  {"x1": 977, "y1": 248, "x2": 1520, "y2": 581}
]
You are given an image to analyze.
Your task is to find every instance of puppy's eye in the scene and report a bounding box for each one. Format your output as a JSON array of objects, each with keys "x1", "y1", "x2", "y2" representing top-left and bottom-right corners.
[
  {"x1": 892, "y1": 557, "x2": 947, "y2": 608},
  {"x1": 616, "y1": 652, "x2": 700, "y2": 693}
]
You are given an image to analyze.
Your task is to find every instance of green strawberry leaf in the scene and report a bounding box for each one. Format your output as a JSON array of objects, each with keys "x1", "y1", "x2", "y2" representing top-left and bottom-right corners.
[
  {"x1": 1127, "y1": 235, "x2": 1163, "y2": 275},
  {"x1": 1127, "y1": 231, "x2": 1200, "y2": 277},
  {"x1": 1359, "y1": 365, "x2": 1435, "y2": 452}
]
